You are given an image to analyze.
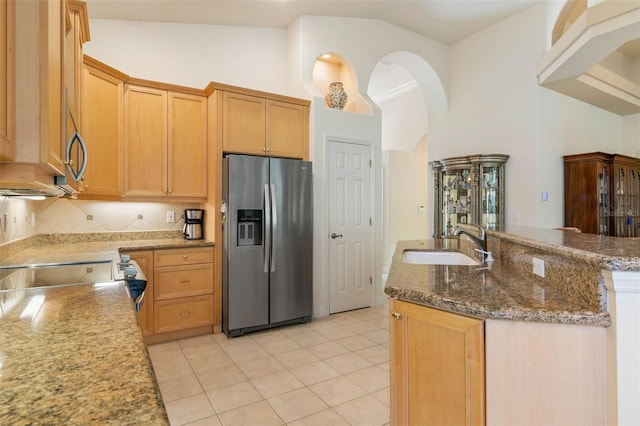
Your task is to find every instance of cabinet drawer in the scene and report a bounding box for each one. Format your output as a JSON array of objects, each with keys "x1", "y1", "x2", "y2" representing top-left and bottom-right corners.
[
  {"x1": 154, "y1": 247, "x2": 214, "y2": 266},
  {"x1": 154, "y1": 294, "x2": 213, "y2": 334},
  {"x1": 155, "y1": 263, "x2": 213, "y2": 300}
]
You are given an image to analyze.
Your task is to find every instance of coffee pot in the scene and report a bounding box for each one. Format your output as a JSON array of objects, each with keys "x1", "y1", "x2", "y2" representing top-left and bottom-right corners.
[{"x1": 183, "y1": 209, "x2": 204, "y2": 240}]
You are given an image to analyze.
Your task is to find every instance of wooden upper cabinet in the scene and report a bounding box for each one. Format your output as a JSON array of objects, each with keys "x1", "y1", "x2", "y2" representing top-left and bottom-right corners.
[
  {"x1": 0, "y1": 0, "x2": 14, "y2": 161},
  {"x1": 124, "y1": 81, "x2": 207, "y2": 201},
  {"x1": 390, "y1": 299, "x2": 485, "y2": 426},
  {"x1": 168, "y1": 91, "x2": 207, "y2": 198},
  {"x1": 124, "y1": 85, "x2": 168, "y2": 198},
  {"x1": 266, "y1": 99, "x2": 307, "y2": 159},
  {"x1": 79, "y1": 56, "x2": 126, "y2": 199},
  {"x1": 218, "y1": 86, "x2": 309, "y2": 160},
  {"x1": 221, "y1": 91, "x2": 266, "y2": 155},
  {"x1": 4, "y1": 0, "x2": 89, "y2": 188}
]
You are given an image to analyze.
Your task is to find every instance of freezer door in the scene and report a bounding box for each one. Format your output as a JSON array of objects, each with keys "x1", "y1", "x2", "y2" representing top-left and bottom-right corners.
[
  {"x1": 224, "y1": 155, "x2": 270, "y2": 333},
  {"x1": 269, "y1": 158, "x2": 313, "y2": 324}
]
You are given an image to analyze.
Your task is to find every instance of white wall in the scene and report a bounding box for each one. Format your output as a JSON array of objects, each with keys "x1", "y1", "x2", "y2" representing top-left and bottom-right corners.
[
  {"x1": 85, "y1": 20, "x2": 288, "y2": 94},
  {"x1": 622, "y1": 114, "x2": 640, "y2": 157},
  {"x1": 382, "y1": 139, "x2": 428, "y2": 267},
  {"x1": 427, "y1": 3, "x2": 628, "y2": 235}
]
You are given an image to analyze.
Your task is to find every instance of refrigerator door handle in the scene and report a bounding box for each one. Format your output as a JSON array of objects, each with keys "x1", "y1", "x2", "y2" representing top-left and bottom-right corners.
[
  {"x1": 264, "y1": 184, "x2": 271, "y2": 273},
  {"x1": 270, "y1": 183, "x2": 277, "y2": 272}
]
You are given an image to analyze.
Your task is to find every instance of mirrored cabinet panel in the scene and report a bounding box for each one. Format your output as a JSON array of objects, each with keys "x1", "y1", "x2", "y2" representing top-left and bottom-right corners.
[{"x1": 430, "y1": 154, "x2": 509, "y2": 238}]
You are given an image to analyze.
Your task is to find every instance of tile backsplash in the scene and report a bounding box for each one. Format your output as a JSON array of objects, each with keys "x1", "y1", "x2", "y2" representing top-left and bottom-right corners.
[{"x1": 0, "y1": 197, "x2": 200, "y2": 245}]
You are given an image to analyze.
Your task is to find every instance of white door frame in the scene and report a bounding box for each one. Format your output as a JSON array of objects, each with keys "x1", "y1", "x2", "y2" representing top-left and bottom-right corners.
[{"x1": 325, "y1": 135, "x2": 376, "y2": 313}]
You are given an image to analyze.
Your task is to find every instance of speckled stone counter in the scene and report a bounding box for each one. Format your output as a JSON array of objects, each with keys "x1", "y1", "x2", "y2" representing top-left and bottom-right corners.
[
  {"x1": 0, "y1": 231, "x2": 214, "y2": 425},
  {"x1": 0, "y1": 231, "x2": 214, "y2": 268},
  {"x1": 487, "y1": 225, "x2": 640, "y2": 271},
  {"x1": 0, "y1": 283, "x2": 169, "y2": 425},
  {"x1": 383, "y1": 224, "x2": 640, "y2": 327}
]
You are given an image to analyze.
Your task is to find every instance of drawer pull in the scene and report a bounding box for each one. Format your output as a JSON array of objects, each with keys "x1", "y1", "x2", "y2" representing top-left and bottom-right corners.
[
  {"x1": 180, "y1": 311, "x2": 191, "y2": 318},
  {"x1": 183, "y1": 254, "x2": 188, "y2": 260},
  {"x1": 179, "y1": 280, "x2": 191, "y2": 285},
  {"x1": 391, "y1": 311, "x2": 402, "y2": 320}
]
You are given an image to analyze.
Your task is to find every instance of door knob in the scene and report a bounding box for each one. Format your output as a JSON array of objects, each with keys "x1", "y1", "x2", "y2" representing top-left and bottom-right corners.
[{"x1": 331, "y1": 233, "x2": 343, "y2": 239}]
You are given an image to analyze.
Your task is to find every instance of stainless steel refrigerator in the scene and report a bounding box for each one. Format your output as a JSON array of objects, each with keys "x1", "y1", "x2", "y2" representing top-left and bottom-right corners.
[{"x1": 222, "y1": 154, "x2": 313, "y2": 337}]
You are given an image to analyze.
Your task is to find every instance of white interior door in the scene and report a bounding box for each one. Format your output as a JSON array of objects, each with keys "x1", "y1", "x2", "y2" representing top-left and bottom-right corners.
[{"x1": 328, "y1": 140, "x2": 372, "y2": 314}]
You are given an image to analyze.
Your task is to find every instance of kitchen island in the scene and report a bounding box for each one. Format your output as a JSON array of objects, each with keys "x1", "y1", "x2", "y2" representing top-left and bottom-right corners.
[
  {"x1": 385, "y1": 226, "x2": 640, "y2": 425},
  {"x1": 0, "y1": 231, "x2": 214, "y2": 425}
]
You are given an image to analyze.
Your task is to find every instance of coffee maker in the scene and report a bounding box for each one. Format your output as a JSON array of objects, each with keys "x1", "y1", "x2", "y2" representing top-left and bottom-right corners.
[{"x1": 183, "y1": 209, "x2": 204, "y2": 240}]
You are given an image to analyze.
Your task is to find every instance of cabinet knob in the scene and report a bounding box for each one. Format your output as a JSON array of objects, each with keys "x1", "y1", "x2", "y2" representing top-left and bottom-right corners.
[
  {"x1": 391, "y1": 311, "x2": 402, "y2": 319},
  {"x1": 183, "y1": 254, "x2": 188, "y2": 260}
]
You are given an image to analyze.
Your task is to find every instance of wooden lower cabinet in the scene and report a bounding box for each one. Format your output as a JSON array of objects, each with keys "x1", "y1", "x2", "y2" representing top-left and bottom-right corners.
[
  {"x1": 123, "y1": 246, "x2": 214, "y2": 343},
  {"x1": 389, "y1": 298, "x2": 485, "y2": 426},
  {"x1": 153, "y1": 247, "x2": 214, "y2": 338},
  {"x1": 389, "y1": 299, "x2": 606, "y2": 426},
  {"x1": 154, "y1": 294, "x2": 214, "y2": 334}
]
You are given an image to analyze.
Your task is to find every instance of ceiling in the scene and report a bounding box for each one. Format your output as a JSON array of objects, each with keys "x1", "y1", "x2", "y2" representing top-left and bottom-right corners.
[{"x1": 84, "y1": 0, "x2": 542, "y2": 45}]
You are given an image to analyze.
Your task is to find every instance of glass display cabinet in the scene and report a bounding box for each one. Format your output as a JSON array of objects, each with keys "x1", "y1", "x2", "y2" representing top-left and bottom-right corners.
[
  {"x1": 429, "y1": 154, "x2": 509, "y2": 238},
  {"x1": 564, "y1": 152, "x2": 640, "y2": 237}
]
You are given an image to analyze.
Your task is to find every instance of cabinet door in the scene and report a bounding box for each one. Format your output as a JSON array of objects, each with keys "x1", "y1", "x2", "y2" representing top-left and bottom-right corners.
[
  {"x1": 390, "y1": 299, "x2": 485, "y2": 426},
  {"x1": 221, "y1": 91, "x2": 265, "y2": 155},
  {"x1": 123, "y1": 85, "x2": 167, "y2": 197},
  {"x1": 266, "y1": 100, "x2": 307, "y2": 159},
  {"x1": 80, "y1": 63, "x2": 124, "y2": 198},
  {"x1": 127, "y1": 251, "x2": 154, "y2": 337},
  {"x1": 168, "y1": 91, "x2": 207, "y2": 198},
  {"x1": 0, "y1": 0, "x2": 14, "y2": 160},
  {"x1": 42, "y1": 0, "x2": 65, "y2": 174}
]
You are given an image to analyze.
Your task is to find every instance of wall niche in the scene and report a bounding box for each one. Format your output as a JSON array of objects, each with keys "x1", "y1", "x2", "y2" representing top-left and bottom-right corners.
[{"x1": 312, "y1": 53, "x2": 372, "y2": 115}]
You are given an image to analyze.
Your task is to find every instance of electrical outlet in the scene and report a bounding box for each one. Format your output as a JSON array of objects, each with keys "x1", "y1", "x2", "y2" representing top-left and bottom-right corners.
[
  {"x1": 533, "y1": 257, "x2": 545, "y2": 278},
  {"x1": 166, "y1": 211, "x2": 175, "y2": 223}
]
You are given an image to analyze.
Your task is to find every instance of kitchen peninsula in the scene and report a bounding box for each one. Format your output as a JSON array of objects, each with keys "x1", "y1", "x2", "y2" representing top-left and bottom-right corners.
[
  {"x1": 385, "y1": 226, "x2": 639, "y2": 425},
  {"x1": 0, "y1": 231, "x2": 214, "y2": 424}
]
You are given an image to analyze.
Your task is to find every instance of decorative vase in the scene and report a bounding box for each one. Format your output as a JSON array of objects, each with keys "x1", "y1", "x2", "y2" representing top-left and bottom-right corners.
[{"x1": 325, "y1": 82, "x2": 348, "y2": 110}]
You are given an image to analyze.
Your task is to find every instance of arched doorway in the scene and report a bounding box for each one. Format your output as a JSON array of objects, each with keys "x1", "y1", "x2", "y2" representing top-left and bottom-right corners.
[{"x1": 367, "y1": 51, "x2": 447, "y2": 277}]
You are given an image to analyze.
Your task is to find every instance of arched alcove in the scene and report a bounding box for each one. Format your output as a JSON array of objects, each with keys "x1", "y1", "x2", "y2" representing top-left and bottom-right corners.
[
  {"x1": 367, "y1": 51, "x2": 447, "y2": 272},
  {"x1": 312, "y1": 53, "x2": 372, "y2": 114}
]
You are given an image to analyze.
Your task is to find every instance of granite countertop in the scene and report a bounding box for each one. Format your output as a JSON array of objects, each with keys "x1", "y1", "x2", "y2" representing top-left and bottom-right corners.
[
  {"x1": 0, "y1": 231, "x2": 214, "y2": 424},
  {"x1": 488, "y1": 225, "x2": 640, "y2": 271},
  {"x1": 385, "y1": 238, "x2": 612, "y2": 327},
  {"x1": 0, "y1": 283, "x2": 169, "y2": 424},
  {"x1": 1, "y1": 231, "x2": 214, "y2": 268}
]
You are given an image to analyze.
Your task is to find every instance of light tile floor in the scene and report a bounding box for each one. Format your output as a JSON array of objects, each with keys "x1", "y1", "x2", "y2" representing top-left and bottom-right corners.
[{"x1": 148, "y1": 304, "x2": 391, "y2": 426}]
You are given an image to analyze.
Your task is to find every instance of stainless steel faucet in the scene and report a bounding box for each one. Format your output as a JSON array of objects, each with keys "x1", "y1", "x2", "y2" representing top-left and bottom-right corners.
[{"x1": 452, "y1": 223, "x2": 487, "y2": 252}]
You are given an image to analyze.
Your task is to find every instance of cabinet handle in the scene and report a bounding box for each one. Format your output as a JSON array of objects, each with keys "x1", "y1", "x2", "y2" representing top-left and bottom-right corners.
[
  {"x1": 183, "y1": 254, "x2": 188, "y2": 260},
  {"x1": 391, "y1": 311, "x2": 402, "y2": 319},
  {"x1": 179, "y1": 280, "x2": 191, "y2": 285},
  {"x1": 180, "y1": 311, "x2": 191, "y2": 318}
]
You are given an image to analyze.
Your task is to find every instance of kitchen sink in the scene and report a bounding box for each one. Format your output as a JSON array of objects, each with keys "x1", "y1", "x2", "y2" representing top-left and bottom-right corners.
[{"x1": 402, "y1": 250, "x2": 480, "y2": 265}]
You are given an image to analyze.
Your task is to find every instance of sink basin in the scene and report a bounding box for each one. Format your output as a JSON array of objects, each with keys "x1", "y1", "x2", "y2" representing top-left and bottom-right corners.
[{"x1": 403, "y1": 250, "x2": 480, "y2": 265}]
